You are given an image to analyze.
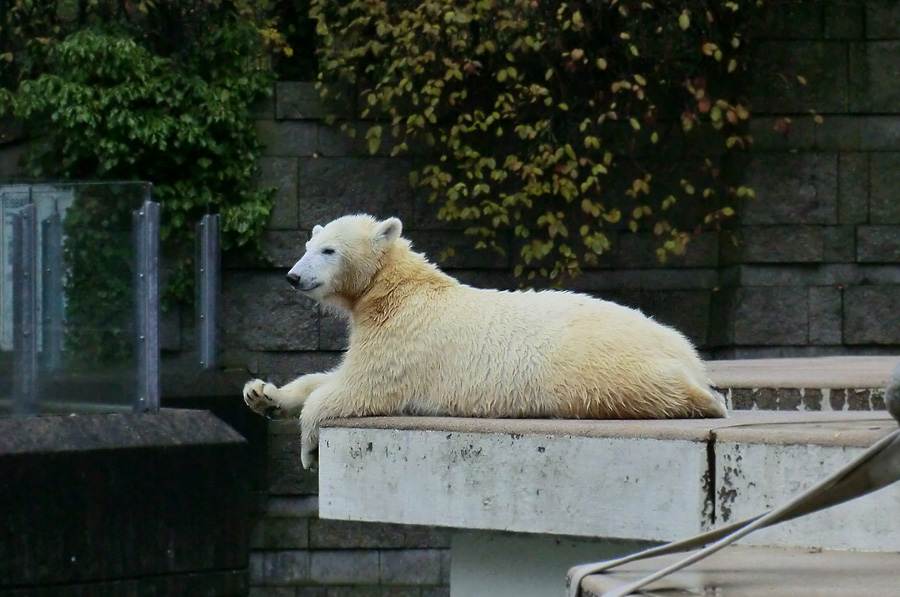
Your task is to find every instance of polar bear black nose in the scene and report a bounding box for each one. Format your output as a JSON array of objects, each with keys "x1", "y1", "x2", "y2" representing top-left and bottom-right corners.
[{"x1": 286, "y1": 272, "x2": 300, "y2": 288}]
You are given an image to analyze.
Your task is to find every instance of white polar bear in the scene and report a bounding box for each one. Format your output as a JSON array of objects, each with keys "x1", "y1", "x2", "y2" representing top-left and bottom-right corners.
[{"x1": 243, "y1": 214, "x2": 727, "y2": 469}]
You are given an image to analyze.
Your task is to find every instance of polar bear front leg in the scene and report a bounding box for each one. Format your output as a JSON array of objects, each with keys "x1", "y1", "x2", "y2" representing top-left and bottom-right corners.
[
  {"x1": 243, "y1": 372, "x2": 334, "y2": 419},
  {"x1": 299, "y1": 383, "x2": 374, "y2": 470}
]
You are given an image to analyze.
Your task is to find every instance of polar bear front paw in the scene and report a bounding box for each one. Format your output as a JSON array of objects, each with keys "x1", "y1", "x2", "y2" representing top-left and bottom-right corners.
[{"x1": 242, "y1": 379, "x2": 287, "y2": 419}]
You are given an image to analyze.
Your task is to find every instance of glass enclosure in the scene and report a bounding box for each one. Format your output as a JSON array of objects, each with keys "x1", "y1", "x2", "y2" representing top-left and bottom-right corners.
[{"x1": 0, "y1": 182, "x2": 159, "y2": 416}]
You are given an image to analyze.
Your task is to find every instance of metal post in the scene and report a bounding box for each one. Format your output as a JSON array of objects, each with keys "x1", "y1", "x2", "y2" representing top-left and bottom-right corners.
[
  {"x1": 132, "y1": 200, "x2": 160, "y2": 413},
  {"x1": 41, "y1": 213, "x2": 64, "y2": 372},
  {"x1": 196, "y1": 214, "x2": 220, "y2": 370},
  {"x1": 11, "y1": 204, "x2": 37, "y2": 415}
]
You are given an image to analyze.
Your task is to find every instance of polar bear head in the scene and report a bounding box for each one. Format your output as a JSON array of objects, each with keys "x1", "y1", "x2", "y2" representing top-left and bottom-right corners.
[{"x1": 286, "y1": 214, "x2": 403, "y2": 309}]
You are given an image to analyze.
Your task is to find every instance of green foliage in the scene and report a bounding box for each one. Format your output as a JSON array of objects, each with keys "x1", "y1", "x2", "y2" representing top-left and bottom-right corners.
[
  {"x1": 312, "y1": 0, "x2": 772, "y2": 283},
  {"x1": 2, "y1": 22, "x2": 276, "y2": 302}
]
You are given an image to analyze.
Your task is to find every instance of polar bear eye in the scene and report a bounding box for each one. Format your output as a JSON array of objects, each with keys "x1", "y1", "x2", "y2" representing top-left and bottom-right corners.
[{"x1": 321, "y1": 248, "x2": 336, "y2": 255}]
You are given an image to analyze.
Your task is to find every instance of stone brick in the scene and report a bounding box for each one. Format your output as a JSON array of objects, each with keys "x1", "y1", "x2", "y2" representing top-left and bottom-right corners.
[
  {"x1": 708, "y1": 286, "x2": 736, "y2": 347},
  {"x1": 617, "y1": 232, "x2": 719, "y2": 269},
  {"x1": 250, "y1": 552, "x2": 267, "y2": 584},
  {"x1": 251, "y1": 517, "x2": 309, "y2": 550},
  {"x1": 801, "y1": 388, "x2": 825, "y2": 411},
  {"x1": 422, "y1": 587, "x2": 451, "y2": 597},
  {"x1": 297, "y1": 158, "x2": 414, "y2": 228},
  {"x1": 824, "y1": 2, "x2": 863, "y2": 39},
  {"x1": 326, "y1": 587, "x2": 421, "y2": 597},
  {"x1": 751, "y1": 3, "x2": 822, "y2": 40},
  {"x1": 256, "y1": 121, "x2": 319, "y2": 157},
  {"x1": 866, "y1": 1, "x2": 900, "y2": 39},
  {"x1": 309, "y1": 551, "x2": 380, "y2": 584},
  {"x1": 844, "y1": 286, "x2": 900, "y2": 344},
  {"x1": 857, "y1": 226, "x2": 900, "y2": 262},
  {"x1": 869, "y1": 153, "x2": 900, "y2": 223},
  {"x1": 736, "y1": 264, "x2": 863, "y2": 288},
  {"x1": 319, "y1": 307, "x2": 349, "y2": 351},
  {"x1": 638, "y1": 269, "x2": 719, "y2": 291},
  {"x1": 257, "y1": 157, "x2": 299, "y2": 230},
  {"x1": 276, "y1": 82, "x2": 345, "y2": 120},
  {"x1": 850, "y1": 42, "x2": 900, "y2": 112},
  {"x1": 751, "y1": 42, "x2": 847, "y2": 113},
  {"x1": 268, "y1": 433, "x2": 319, "y2": 496},
  {"x1": 808, "y1": 286, "x2": 842, "y2": 345},
  {"x1": 222, "y1": 272, "x2": 318, "y2": 351},
  {"x1": 264, "y1": 550, "x2": 311, "y2": 584},
  {"x1": 857, "y1": 116, "x2": 900, "y2": 150},
  {"x1": 309, "y1": 520, "x2": 450, "y2": 550},
  {"x1": 317, "y1": 121, "x2": 399, "y2": 158},
  {"x1": 837, "y1": 153, "x2": 868, "y2": 224},
  {"x1": 266, "y1": 496, "x2": 319, "y2": 518},
  {"x1": 740, "y1": 226, "x2": 823, "y2": 263},
  {"x1": 741, "y1": 153, "x2": 837, "y2": 225},
  {"x1": 639, "y1": 290, "x2": 710, "y2": 347},
  {"x1": 861, "y1": 265, "x2": 900, "y2": 284},
  {"x1": 440, "y1": 549, "x2": 451, "y2": 585},
  {"x1": 813, "y1": 116, "x2": 860, "y2": 152},
  {"x1": 750, "y1": 116, "x2": 815, "y2": 151},
  {"x1": 249, "y1": 587, "x2": 298, "y2": 597},
  {"x1": 733, "y1": 287, "x2": 808, "y2": 345},
  {"x1": 260, "y1": 231, "x2": 309, "y2": 269},
  {"x1": 255, "y1": 352, "x2": 344, "y2": 387},
  {"x1": 405, "y1": 230, "x2": 510, "y2": 269},
  {"x1": 822, "y1": 226, "x2": 856, "y2": 263},
  {"x1": 379, "y1": 549, "x2": 444, "y2": 585}
]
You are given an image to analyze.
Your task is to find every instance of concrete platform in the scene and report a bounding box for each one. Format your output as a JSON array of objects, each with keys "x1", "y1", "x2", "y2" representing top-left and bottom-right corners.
[
  {"x1": 320, "y1": 411, "x2": 900, "y2": 549},
  {"x1": 706, "y1": 355, "x2": 898, "y2": 389},
  {"x1": 578, "y1": 546, "x2": 900, "y2": 597}
]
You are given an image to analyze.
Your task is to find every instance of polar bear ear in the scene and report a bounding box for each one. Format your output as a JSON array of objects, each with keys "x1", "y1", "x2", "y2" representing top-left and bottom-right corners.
[
  {"x1": 311, "y1": 225, "x2": 324, "y2": 237},
  {"x1": 373, "y1": 217, "x2": 402, "y2": 247}
]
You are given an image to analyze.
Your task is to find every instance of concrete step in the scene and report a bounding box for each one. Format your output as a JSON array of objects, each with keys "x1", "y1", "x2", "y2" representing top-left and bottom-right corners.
[{"x1": 579, "y1": 545, "x2": 900, "y2": 597}]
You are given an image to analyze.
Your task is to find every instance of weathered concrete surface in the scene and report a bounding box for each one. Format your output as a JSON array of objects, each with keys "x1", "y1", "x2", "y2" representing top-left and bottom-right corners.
[
  {"x1": 320, "y1": 423, "x2": 711, "y2": 541},
  {"x1": 320, "y1": 410, "x2": 899, "y2": 548},
  {"x1": 579, "y1": 546, "x2": 900, "y2": 597},
  {"x1": 706, "y1": 355, "x2": 898, "y2": 388}
]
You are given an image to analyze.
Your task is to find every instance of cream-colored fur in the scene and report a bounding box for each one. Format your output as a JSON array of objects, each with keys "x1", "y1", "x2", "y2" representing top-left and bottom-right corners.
[{"x1": 243, "y1": 214, "x2": 727, "y2": 469}]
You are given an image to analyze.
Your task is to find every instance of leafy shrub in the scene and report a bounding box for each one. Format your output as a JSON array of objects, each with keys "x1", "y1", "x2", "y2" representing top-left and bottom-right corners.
[
  {"x1": 2, "y1": 16, "x2": 276, "y2": 303},
  {"x1": 312, "y1": 0, "x2": 786, "y2": 282}
]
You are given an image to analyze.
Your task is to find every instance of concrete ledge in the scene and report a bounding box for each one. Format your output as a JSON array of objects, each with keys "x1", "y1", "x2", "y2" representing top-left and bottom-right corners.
[
  {"x1": 319, "y1": 411, "x2": 900, "y2": 549},
  {"x1": 579, "y1": 546, "x2": 900, "y2": 597}
]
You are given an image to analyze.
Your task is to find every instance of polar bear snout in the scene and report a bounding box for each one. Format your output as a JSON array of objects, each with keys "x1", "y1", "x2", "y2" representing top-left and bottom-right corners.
[{"x1": 286, "y1": 272, "x2": 300, "y2": 288}]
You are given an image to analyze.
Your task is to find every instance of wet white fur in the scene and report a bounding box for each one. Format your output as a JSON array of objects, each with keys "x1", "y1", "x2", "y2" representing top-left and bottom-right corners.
[{"x1": 243, "y1": 214, "x2": 727, "y2": 469}]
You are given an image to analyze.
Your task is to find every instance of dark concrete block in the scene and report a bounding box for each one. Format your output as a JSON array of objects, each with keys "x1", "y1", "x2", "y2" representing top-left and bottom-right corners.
[
  {"x1": 740, "y1": 226, "x2": 823, "y2": 263},
  {"x1": 254, "y1": 352, "x2": 344, "y2": 388},
  {"x1": 822, "y1": 226, "x2": 856, "y2": 263},
  {"x1": 837, "y1": 152, "x2": 868, "y2": 224},
  {"x1": 751, "y1": 42, "x2": 847, "y2": 113},
  {"x1": 844, "y1": 286, "x2": 900, "y2": 344},
  {"x1": 857, "y1": 226, "x2": 900, "y2": 262},
  {"x1": 617, "y1": 232, "x2": 719, "y2": 269},
  {"x1": 813, "y1": 116, "x2": 860, "y2": 151},
  {"x1": 268, "y1": 432, "x2": 319, "y2": 495},
  {"x1": 319, "y1": 307, "x2": 349, "y2": 352},
  {"x1": 809, "y1": 286, "x2": 843, "y2": 345},
  {"x1": 639, "y1": 290, "x2": 711, "y2": 347},
  {"x1": 751, "y1": 3, "x2": 822, "y2": 40},
  {"x1": 824, "y1": 2, "x2": 863, "y2": 39},
  {"x1": 1, "y1": 570, "x2": 248, "y2": 597},
  {"x1": 251, "y1": 517, "x2": 309, "y2": 550},
  {"x1": 750, "y1": 116, "x2": 815, "y2": 151},
  {"x1": 260, "y1": 230, "x2": 309, "y2": 269},
  {"x1": 0, "y1": 410, "x2": 250, "y2": 592},
  {"x1": 256, "y1": 157, "x2": 299, "y2": 230},
  {"x1": 255, "y1": 120, "x2": 319, "y2": 157},
  {"x1": 733, "y1": 287, "x2": 808, "y2": 345},
  {"x1": 741, "y1": 153, "x2": 837, "y2": 225},
  {"x1": 866, "y1": 1, "x2": 900, "y2": 39},
  {"x1": 868, "y1": 153, "x2": 900, "y2": 223},
  {"x1": 850, "y1": 42, "x2": 900, "y2": 112},
  {"x1": 222, "y1": 272, "x2": 318, "y2": 351},
  {"x1": 296, "y1": 158, "x2": 414, "y2": 229},
  {"x1": 275, "y1": 81, "x2": 344, "y2": 120},
  {"x1": 405, "y1": 230, "x2": 510, "y2": 269},
  {"x1": 309, "y1": 520, "x2": 450, "y2": 550},
  {"x1": 857, "y1": 115, "x2": 900, "y2": 150}
]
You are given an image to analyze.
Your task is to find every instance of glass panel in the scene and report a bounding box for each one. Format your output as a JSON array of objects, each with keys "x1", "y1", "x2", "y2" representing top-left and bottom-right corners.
[{"x1": 0, "y1": 181, "x2": 157, "y2": 415}]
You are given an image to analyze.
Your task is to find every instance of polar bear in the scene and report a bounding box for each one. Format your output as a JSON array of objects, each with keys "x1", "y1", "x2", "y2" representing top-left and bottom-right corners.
[{"x1": 243, "y1": 214, "x2": 727, "y2": 469}]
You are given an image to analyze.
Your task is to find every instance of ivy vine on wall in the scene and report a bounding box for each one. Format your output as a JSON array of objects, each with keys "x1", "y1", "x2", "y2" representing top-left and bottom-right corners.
[{"x1": 312, "y1": 0, "x2": 806, "y2": 283}]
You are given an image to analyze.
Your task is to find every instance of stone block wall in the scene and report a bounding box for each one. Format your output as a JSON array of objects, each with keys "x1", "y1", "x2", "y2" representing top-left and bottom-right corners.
[{"x1": 710, "y1": 1, "x2": 900, "y2": 358}]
